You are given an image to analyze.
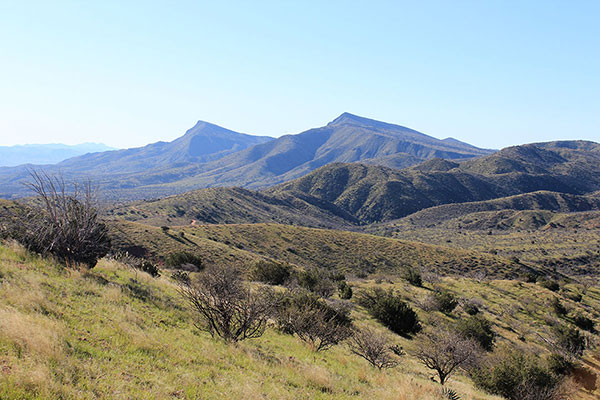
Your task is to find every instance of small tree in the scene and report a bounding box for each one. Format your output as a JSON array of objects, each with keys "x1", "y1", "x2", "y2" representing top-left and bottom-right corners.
[
  {"x1": 12, "y1": 171, "x2": 110, "y2": 268},
  {"x1": 175, "y1": 264, "x2": 275, "y2": 343},
  {"x1": 347, "y1": 327, "x2": 400, "y2": 370},
  {"x1": 251, "y1": 260, "x2": 291, "y2": 285},
  {"x1": 457, "y1": 315, "x2": 495, "y2": 351},
  {"x1": 414, "y1": 328, "x2": 480, "y2": 385}
]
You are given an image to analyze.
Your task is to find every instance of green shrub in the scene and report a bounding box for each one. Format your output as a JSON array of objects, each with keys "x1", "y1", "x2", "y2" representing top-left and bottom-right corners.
[
  {"x1": 539, "y1": 279, "x2": 560, "y2": 292},
  {"x1": 551, "y1": 297, "x2": 567, "y2": 317},
  {"x1": 546, "y1": 353, "x2": 574, "y2": 376},
  {"x1": 553, "y1": 324, "x2": 586, "y2": 358},
  {"x1": 165, "y1": 251, "x2": 203, "y2": 270},
  {"x1": 463, "y1": 301, "x2": 480, "y2": 316},
  {"x1": 433, "y1": 290, "x2": 458, "y2": 313},
  {"x1": 572, "y1": 313, "x2": 595, "y2": 332},
  {"x1": 359, "y1": 289, "x2": 421, "y2": 337},
  {"x1": 471, "y1": 351, "x2": 561, "y2": 400},
  {"x1": 404, "y1": 268, "x2": 422, "y2": 287},
  {"x1": 457, "y1": 315, "x2": 495, "y2": 351},
  {"x1": 295, "y1": 268, "x2": 338, "y2": 298},
  {"x1": 251, "y1": 260, "x2": 291, "y2": 285},
  {"x1": 337, "y1": 281, "x2": 353, "y2": 299}
]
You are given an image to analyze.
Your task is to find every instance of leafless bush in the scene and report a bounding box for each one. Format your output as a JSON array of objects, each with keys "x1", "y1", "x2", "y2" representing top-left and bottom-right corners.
[
  {"x1": 273, "y1": 290, "x2": 353, "y2": 351},
  {"x1": 174, "y1": 264, "x2": 276, "y2": 343},
  {"x1": 10, "y1": 171, "x2": 110, "y2": 268},
  {"x1": 347, "y1": 326, "x2": 400, "y2": 370},
  {"x1": 414, "y1": 328, "x2": 481, "y2": 385}
]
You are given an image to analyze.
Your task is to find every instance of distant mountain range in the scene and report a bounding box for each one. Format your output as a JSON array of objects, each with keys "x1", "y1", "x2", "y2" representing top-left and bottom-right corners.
[
  {"x1": 0, "y1": 143, "x2": 115, "y2": 167},
  {"x1": 0, "y1": 113, "x2": 492, "y2": 198}
]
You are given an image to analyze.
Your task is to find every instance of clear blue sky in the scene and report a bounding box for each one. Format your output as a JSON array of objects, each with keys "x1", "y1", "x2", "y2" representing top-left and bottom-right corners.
[{"x1": 1, "y1": 0, "x2": 598, "y2": 149}]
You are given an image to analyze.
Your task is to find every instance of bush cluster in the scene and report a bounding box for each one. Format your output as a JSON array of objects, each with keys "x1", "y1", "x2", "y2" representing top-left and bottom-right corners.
[
  {"x1": 359, "y1": 289, "x2": 421, "y2": 337},
  {"x1": 251, "y1": 260, "x2": 291, "y2": 285}
]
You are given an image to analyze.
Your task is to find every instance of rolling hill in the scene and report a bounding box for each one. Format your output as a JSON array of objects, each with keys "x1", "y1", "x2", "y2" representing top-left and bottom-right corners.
[{"x1": 0, "y1": 143, "x2": 116, "y2": 167}]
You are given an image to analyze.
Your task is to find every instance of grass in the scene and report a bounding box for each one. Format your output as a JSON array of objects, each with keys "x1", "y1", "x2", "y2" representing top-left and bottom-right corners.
[
  {"x1": 0, "y1": 240, "x2": 509, "y2": 400},
  {"x1": 107, "y1": 220, "x2": 532, "y2": 279}
]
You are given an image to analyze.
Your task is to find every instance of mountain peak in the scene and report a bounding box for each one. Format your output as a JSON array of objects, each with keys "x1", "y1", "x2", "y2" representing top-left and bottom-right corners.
[{"x1": 328, "y1": 112, "x2": 374, "y2": 126}]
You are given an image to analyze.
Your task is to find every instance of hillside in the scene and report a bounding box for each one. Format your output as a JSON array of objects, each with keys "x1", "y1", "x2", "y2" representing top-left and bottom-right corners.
[
  {"x1": 106, "y1": 187, "x2": 357, "y2": 229},
  {"x1": 107, "y1": 221, "x2": 541, "y2": 279},
  {"x1": 1, "y1": 240, "x2": 599, "y2": 399}
]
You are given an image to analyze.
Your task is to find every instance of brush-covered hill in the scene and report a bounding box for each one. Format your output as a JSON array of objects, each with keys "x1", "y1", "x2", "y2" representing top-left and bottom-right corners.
[
  {"x1": 106, "y1": 186, "x2": 357, "y2": 229},
  {"x1": 2, "y1": 239, "x2": 600, "y2": 399},
  {"x1": 107, "y1": 221, "x2": 539, "y2": 279},
  {"x1": 269, "y1": 141, "x2": 600, "y2": 223}
]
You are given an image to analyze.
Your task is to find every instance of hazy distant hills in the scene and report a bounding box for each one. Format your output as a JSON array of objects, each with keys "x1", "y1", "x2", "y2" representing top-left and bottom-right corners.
[
  {"x1": 0, "y1": 143, "x2": 115, "y2": 167},
  {"x1": 0, "y1": 113, "x2": 491, "y2": 198}
]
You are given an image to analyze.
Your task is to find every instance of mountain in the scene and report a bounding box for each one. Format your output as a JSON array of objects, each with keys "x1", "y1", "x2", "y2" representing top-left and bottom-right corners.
[
  {"x1": 268, "y1": 140, "x2": 600, "y2": 223},
  {"x1": 143, "y1": 112, "x2": 493, "y2": 192},
  {"x1": 0, "y1": 121, "x2": 273, "y2": 198},
  {"x1": 0, "y1": 143, "x2": 115, "y2": 167},
  {"x1": 0, "y1": 113, "x2": 491, "y2": 199},
  {"x1": 108, "y1": 140, "x2": 600, "y2": 228}
]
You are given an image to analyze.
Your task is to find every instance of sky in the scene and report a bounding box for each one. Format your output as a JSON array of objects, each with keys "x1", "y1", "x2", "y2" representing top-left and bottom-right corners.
[{"x1": 0, "y1": 1, "x2": 599, "y2": 150}]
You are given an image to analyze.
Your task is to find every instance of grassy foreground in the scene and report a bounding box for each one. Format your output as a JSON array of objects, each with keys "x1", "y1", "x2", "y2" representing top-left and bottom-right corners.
[{"x1": 0, "y1": 241, "x2": 505, "y2": 400}]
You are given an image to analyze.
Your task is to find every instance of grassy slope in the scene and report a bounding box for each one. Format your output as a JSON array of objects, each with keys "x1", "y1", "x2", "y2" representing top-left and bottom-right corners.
[
  {"x1": 366, "y1": 210, "x2": 600, "y2": 276},
  {"x1": 0, "y1": 241, "x2": 507, "y2": 400},
  {"x1": 107, "y1": 221, "x2": 535, "y2": 279},
  {"x1": 2, "y1": 242, "x2": 600, "y2": 399}
]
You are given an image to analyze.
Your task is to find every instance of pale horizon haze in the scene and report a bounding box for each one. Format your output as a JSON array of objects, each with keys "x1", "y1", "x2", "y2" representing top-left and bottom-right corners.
[{"x1": 1, "y1": 1, "x2": 599, "y2": 150}]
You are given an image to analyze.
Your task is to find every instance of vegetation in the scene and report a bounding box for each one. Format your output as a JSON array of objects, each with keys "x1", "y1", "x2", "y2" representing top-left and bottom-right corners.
[
  {"x1": 359, "y1": 289, "x2": 421, "y2": 337},
  {"x1": 250, "y1": 259, "x2": 291, "y2": 285},
  {"x1": 164, "y1": 251, "x2": 203, "y2": 270},
  {"x1": 7, "y1": 172, "x2": 110, "y2": 268},
  {"x1": 347, "y1": 327, "x2": 400, "y2": 370},
  {"x1": 175, "y1": 264, "x2": 275, "y2": 342},
  {"x1": 457, "y1": 315, "x2": 495, "y2": 351},
  {"x1": 273, "y1": 290, "x2": 353, "y2": 352}
]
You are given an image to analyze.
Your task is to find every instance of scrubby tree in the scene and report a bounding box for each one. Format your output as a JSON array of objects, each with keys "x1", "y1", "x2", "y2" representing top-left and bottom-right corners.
[
  {"x1": 414, "y1": 328, "x2": 480, "y2": 385},
  {"x1": 347, "y1": 326, "x2": 400, "y2": 370},
  {"x1": 251, "y1": 260, "x2": 291, "y2": 285},
  {"x1": 174, "y1": 264, "x2": 275, "y2": 343},
  {"x1": 165, "y1": 251, "x2": 203, "y2": 271},
  {"x1": 10, "y1": 171, "x2": 110, "y2": 268}
]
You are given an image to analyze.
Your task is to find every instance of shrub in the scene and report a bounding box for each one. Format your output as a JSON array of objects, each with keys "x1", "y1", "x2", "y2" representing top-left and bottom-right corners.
[
  {"x1": 471, "y1": 351, "x2": 562, "y2": 400},
  {"x1": 457, "y1": 315, "x2": 495, "y2": 351},
  {"x1": 9, "y1": 171, "x2": 110, "y2": 268},
  {"x1": 404, "y1": 268, "x2": 422, "y2": 287},
  {"x1": 174, "y1": 264, "x2": 275, "y2": 342},
  {"x1": 165, "y1": 251, "x2": 203, "y2": 271},
  {"x1": 551, "y1": 297, "x2": 567, "y2": 317},
  {"x1": 552, "y1": 324, "x2": 586, "y2": 359},
  {"x1": 251, "y1": 260, "x2": 291, "y2": 285},
  {"x1": 546, "y1": 353, "x2": 574, "y2": 376},
  {"x1": 430, "y1": 290, "x2": 458, "y2": 313},
  {"x1": 273, "y1": 290, "x2": 352, "y2": 351},
  {"x1": 359, "y1": 289, "x2": 421, "y2": 337},
  {"x1": 294, "y1": 268, "x2": 338, "y2": 298},
  {"x1": 414, "y1": 328, "x2": 481, "y2": 385},
  {"x1": 462, "y1": 300, "x2": 480, "y2": 316},
  {"x1": 347, "y1": 327, "x2": 400, "y2": 370},
  {"x1": 338, "y1": 281, "x2": 353, "y2": 299},
  {"x1": 572, "y1": 313, "x2": 594, "y2": 332},
  {"x1": 539, "y1": 279, "x2": 560, "y2": 292}
]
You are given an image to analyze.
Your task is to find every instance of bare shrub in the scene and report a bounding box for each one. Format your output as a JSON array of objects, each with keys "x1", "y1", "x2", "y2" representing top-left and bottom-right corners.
[
  {"x1": 414, "y1": 328, "x2": 481, "y2": 385},
  {"x1": 174, "y1": 264, "x2": 275, "y2": 343},
  {"x1": 273, "y1": 290, "x2": 352, "y2": 351},
  {"x1": 347, "y1": 326, "x2": 400, "y2": 370},
  {"x1": 10, "y1": 171, "x2": 110, "y2": 268}
]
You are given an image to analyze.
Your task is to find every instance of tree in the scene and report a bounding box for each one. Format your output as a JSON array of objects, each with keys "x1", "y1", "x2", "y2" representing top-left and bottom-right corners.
[
  {"x1": 175, "y1": 264, "x2": 275, "y2": 343},
  {"x1": 414, "y1": 328, "x2": 480, "y2": 385},
  {"x1": 347, "y1": 327, "x2": 400, "y2": 370},
  {"x1": 11, "y1": 170, "x2": 110, "y2": 268}
]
